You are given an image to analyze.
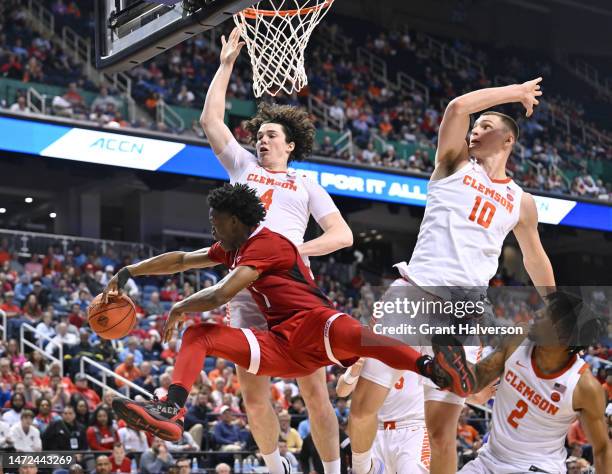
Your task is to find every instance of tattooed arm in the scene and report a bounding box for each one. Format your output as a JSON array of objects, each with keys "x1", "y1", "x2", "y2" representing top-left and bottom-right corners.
[{"x1": 473, "y1": 333, "x2": 526, "y2": 392}]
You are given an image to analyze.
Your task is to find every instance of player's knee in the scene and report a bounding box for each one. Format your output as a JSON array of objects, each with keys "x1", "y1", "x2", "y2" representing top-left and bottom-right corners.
[{"x1": 426, "y1": 422, "x2": 457, "y2": 449}]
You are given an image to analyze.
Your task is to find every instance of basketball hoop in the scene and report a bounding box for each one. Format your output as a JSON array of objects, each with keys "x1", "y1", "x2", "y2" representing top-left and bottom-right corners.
[{"x1": 234, "y1": 0, "x2": 334, "y2": 97}]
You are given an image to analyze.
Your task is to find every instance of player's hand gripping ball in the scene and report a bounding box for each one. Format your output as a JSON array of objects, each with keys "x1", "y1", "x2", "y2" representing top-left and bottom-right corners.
[{"x1": 88, "y1": 293, "x2": 137, "y2": 340}]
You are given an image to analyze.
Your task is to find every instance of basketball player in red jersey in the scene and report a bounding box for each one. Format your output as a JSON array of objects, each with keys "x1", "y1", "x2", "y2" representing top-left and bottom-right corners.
[
  {"x1": 201, "y1": 27, "x2": 353, "y2": 474},
  {"x1": 348, "y1": 78, "x2": 556, "y2": 474},
  {"x1": 107, "y1": 184, "x2": 475, "y2": 445},
  {"x1": 461, "y1": 292, "x2": 610, "y2": 473}
]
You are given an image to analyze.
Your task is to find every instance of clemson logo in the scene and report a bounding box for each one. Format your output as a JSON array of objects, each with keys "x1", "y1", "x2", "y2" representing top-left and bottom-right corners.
[{"x1": 551, "y1": 392, "x2": 561, "y2": 402}]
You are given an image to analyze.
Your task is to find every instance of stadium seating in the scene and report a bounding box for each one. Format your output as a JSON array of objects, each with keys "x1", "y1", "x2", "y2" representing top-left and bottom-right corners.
[{"x1": 0, "y1": 3, "x2": 610, "y2": 201}]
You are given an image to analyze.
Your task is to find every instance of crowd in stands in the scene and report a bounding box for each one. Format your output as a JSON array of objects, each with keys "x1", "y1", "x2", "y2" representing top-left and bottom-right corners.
[
  {"x1": 0, "y1": 3, "x2": 610, "y2": 203},
  {"x1": 0, "y1": 234, "x2": 608, "y2": 472}
]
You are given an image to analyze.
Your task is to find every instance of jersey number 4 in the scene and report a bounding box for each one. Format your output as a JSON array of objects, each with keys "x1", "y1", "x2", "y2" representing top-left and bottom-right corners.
[
  {"x1": 260, "y1": 189, "x2": 274, "y2": 211},
  {"x1": 469, "y1": 196, "x2": 496, "y2": 229},
  {"x1": 507, "y1": 399, "x2": 528, "y2": 428}
]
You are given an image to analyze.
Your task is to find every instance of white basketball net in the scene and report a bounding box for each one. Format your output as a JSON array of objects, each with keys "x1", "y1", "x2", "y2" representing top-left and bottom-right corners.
[{"x1": 233, "y1": 0, "x2": 334, "y2": 97}]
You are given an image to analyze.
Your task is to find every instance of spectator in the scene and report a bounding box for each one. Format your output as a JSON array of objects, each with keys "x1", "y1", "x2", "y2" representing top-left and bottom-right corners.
[
  {"x1": 118, "y1": 424, "x2": 149, "y2": 453},
  {"x1": 45, "y1": 322, "x2": 78, "y2": 356},
  {"x1": 86, "y1": 406, "x2": 119, "y2": 451},
  {"x1": 119, "y1": 337, "x2": 144, "y2": 365},
  {"x1": 279, "y1": 439, "x2": 300, "y2": 471},
  {"x1": 140, "y1": 437, "x2": 175, "y2": 474},
  {"x1": 10, "y1": 96, "x2": 30, "y2": 114},
  {"x1": 568, "y1": 418, "x2": 592, "y2": 462},
  {"x1": 41, "y1": 405, "x2": 87, "y2": 451},
  {"x1": 93, "y1": 455, "x2": 113, "y2": 474},
  {"x1": 184, "y1": 390, "x2": 210, "y2": 448},
  {"x1": 176, "y1": 84, "x2": 195, "y2": 106},
  {"x1": 133, "y1": 361, "x2": 157, "y2": 393},
  {"x1": 602, "y1": 367, "x2": 612, "y2": 402},
  {"x1": 114, "y1": 353, "x2": 142, "y2": 389},
  {"x1": 144, "y1": 291, "x2": 165, "y2": 315},
  {"x1": 278, "y1": 410, "x2": 302, "y2": 454},
  {"x1": 35, "y1": 311, "x2": 56, "y2": 345},
  {"x1": 91, "y1": 86, "x2": 119, "y2": 112},
  {"x1": 70, "y1": 373, "x2": 101, "y2": 410},
  {"x1": 2, "y1": 392, "x2": 27, "y2": 425},
  {"x1": 334, "y1": 397, "x2": 349, "y2": 425},
  {"x1": 109, "y1": 442, "x2": 132, "y2": 473},
  {"x1": 213, "y1": 406, "x2": 243, "y2": 451},
  {"x1": 215, "y1": 462, "x2": 231, "y2": 474},
  {"x1": 10, "y1": 409, "x2": 42, "y2": 452},
  {"x1": 165, "y1": 430, "x2": 199, "y2": 453},
  {"x1": 34, "y1": 398, "x2": 61, "y2": 436}
]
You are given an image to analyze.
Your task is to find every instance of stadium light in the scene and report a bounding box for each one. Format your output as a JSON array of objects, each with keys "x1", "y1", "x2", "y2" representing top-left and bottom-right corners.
[
  {"x1": 49, "y1": 212, "x2": 57, "y2": 219},
  {"x1": 0, "y1": 208, "x2": 5, "y2": 214},
  {"x1": 25, "y1": 197, "x2": 33, "y2": 203}
]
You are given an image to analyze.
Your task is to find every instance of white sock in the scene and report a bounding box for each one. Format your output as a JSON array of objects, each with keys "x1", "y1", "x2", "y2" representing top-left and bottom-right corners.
[
  {"x1": 352, "y1": 449, "x2": 373, "y2": 474},
  {"x1": 322, "y1": 458, "x2": 341, "y2": 474},
  {"x1": 262, "y1": 448, "x2": 285, "y2": 474}
]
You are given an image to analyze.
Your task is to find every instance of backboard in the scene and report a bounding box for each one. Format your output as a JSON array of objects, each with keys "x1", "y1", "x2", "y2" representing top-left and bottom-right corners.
[{"x1": 95, "y1": 0, "x2": 258, "y2": 73}]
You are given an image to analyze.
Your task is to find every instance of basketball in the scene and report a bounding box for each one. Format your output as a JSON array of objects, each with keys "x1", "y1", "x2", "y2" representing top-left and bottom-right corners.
[{"x1": 88, "y1": 293, "x2": 137, "y2": 340}]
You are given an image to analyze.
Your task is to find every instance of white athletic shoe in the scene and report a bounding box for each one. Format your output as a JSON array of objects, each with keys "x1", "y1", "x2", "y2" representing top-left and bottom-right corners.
[{"x1": 281, "y1": 457, "x2": 292, "y2": 474}]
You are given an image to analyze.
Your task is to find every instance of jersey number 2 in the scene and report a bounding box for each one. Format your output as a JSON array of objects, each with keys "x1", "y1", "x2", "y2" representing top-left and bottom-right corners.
[
  {"x1": 507, "y1": 399, "x2": 528, "y2": 428},
  {"x1": 469, "y1": 196, "x2": 496, "y2": 229},
  {"x1": 260, "y1": 189, "x2": 274, "y2": 211}
]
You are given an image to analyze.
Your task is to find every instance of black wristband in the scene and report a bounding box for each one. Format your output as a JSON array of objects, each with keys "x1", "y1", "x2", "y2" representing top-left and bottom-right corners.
[{"x1": 117, "y1": 267, "x2": 132, "y2": 289}]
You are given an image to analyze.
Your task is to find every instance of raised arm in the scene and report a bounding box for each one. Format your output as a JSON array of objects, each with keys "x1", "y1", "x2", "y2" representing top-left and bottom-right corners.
[
  {"x1": 573, "y1": 371, "x2": 612, "y2": 473},
  {"x1": 162, "y1": 266, "x2": 259, "y2": 342},
  {"x1": 435, "y1": 78, "x2": 542, "y2": 172},
  {"x1": 513, "y1": 193, "x2": 555, "y2": 297},
  {"x1": 200, "y1": 27, "x2": 245, "y2": 155},
  {"x1": 102, "y1": 248, "x2": 217, "y2": 302}
]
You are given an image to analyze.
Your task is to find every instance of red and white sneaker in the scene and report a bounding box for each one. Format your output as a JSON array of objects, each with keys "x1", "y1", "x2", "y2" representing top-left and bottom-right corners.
[
  {"x1": 417, "y1": 335, "x2": 476, "y2": 397},
  {"x1": 112, "y1": 396, "x2": 186, "y2": 442}
]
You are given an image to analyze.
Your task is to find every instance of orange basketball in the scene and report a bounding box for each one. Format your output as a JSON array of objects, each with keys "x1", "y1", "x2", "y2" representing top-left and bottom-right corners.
[{"x1": 88, "y1": 293, "x2": 137, "y2": 340}]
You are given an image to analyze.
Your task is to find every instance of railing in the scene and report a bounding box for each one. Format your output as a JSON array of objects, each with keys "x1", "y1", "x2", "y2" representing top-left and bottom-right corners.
[
  {"x1": 418, "y1": 32, "x2": 485, "y2": 77},
  {"x1": 0, "y1": 310, "x2": 6, "y2": 342},
  {"x1": 27, "y1": 0, "x2": 55, "y2": 33},
  {"x1": 357, "y1": 47, "x2": 388, "y2": 82},
  {"x1": 20, "y1": 323, "x2": 63, "y2": 376},
  {"x1": 307, "y1": 96, "x2": 344, "y2": 131},
  {"x1": 318, "y1": 23, "x2": 351, "y2": 54},
  {"x1": 334, "y1": 130, "x2": 353, "y2": 157},
  {"x1": 80, "y1": 356, "x2": 153, "y2": 400},
  {"x1": 62, "y1": 26, "x2": 91, "y2": 74},
  {"x1": 0, "y1": 228, "x2": 157, "y2": 259},
  {"x1": 573, "y1": 60, "x2": 611, "y2": 98},
  {"x1": 157, "y1": 99, "x2": 185, "y2": 132},
  {"x1": 396, "y1": 71, "x2": 430, "y2": 104},
  {"x1": 27, "y1": 87, "x2": 47, "y2": 115}
]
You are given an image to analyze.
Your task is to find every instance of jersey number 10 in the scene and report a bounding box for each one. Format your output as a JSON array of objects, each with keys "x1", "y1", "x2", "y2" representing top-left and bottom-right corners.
[{"x1": 468, "y1": 196, "x2": 496, "y2": 229}]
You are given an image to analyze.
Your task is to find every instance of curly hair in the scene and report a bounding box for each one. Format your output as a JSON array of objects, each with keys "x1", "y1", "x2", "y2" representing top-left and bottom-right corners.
[
  {"x1": 545, "y1": 290, "x2": 607, "y2": 355},
  {"x1": 208, "y1": 184, "x2": 266, "y2": 227},
  {"x1": 244, "y1": 103, "x2": 315, "y2": 162}
]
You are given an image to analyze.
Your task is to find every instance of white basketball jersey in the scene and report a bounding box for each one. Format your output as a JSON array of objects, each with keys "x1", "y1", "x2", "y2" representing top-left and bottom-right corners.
[
  {"x1": 483, "y1": 342, "x2": 586, "y2": 473},
  {"x1": 378, "y1": 371, "x2": 425, "y2": 427},
  {"x1": 400, "y1": 160, "x2": 523, "y2": 287},
  {"x1": 218, "y1": 138, "x2": 339, "y2": 246}
]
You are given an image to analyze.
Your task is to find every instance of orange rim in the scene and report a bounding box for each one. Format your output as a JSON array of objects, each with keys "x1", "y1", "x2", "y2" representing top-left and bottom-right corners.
[{"x1": 242, "y1": 0, "x2": 333, "y2": 19}]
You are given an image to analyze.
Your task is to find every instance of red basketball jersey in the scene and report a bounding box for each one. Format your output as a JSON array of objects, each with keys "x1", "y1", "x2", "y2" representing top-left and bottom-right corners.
[{"x1": 207, "y1": 226, "x2": 333, "y2": 327}]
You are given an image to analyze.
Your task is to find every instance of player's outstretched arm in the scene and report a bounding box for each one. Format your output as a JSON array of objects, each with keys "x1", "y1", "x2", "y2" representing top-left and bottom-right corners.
[
  {"x1": 573, "y1": 371, "x2": 612, "y2": 473},
  {"x1": 436, "y1": 77, "x2": 542, "y2": 170},
  {"x1": 513, "y1": 193, "x2": 556, "y2": 297},
  {"x1": 162, "y1": 266, "x2": 259, "y2": 341},
  {"x1": 200, "y1": 27, "x2": 245, "y2": 155},
  {"x1": 472, "y1": 332, "x2": 525, "y2": 392},
  {"x1": 335, "y1": 358, "x2": 365, "y2": 397},
  {"x1": 102, "y1": 248, "x2": 217, "y2": 302}
]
